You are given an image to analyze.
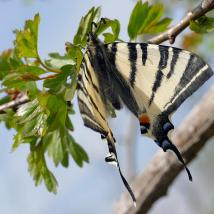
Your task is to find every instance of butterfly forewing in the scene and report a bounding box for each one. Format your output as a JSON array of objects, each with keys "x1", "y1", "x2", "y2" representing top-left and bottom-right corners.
[
  {"x1": 105, "y1": 42, "x2": 213, "y2": 116},
  {"x1": 77, "y1": 54, "x2": 109, "y2": 135}
]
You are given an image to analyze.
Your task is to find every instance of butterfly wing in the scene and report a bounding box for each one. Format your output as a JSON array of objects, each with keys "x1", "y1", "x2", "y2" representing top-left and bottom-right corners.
[
  {"x1": 104, "y1": 42, "x2": 213, "y2": 180},
  {"x1": 77, "y1": 52, "x2": 136, "y2": 203}
]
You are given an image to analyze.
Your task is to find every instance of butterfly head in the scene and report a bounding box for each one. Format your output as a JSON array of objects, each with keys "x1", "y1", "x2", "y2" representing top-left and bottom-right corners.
[
  {"x1": 87, "y1": 31, "x2": 97, "y2": 43},
  {"x1": 87, "y1": 18, "x2": 106, "y2": 43}
]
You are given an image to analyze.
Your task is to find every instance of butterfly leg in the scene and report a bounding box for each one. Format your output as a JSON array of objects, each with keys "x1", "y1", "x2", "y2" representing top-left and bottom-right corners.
[{"x1": 153, "y1": 115, "x2": 192, "y2": 181}]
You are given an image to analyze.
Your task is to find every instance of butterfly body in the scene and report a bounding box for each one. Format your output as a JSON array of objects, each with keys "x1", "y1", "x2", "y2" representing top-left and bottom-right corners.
[{"x1": 77, "y1": 29, "x2": 213, "y2": 203}]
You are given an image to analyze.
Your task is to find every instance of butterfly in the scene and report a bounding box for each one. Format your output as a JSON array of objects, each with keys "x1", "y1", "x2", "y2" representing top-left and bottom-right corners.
[{"x1": 76, "y1": 19, "x2": 213, "y2": 204}]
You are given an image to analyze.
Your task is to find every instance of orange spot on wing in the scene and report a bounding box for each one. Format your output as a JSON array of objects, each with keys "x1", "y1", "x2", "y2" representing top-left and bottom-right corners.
[{"x1": 139, "y1": 114, "x2": 150, "y2": 125}]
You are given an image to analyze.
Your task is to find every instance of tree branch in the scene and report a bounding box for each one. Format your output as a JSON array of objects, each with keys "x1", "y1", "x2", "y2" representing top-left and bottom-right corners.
[
  {"x1": 148, "y1": 0, "x2": 214, "y2": 44},
  {"x1": 114, "y1": 85, "x2": 214, "y2": 214},
  {"x1": 0, "y1": 93, "x2": 29, "y2": 113}
]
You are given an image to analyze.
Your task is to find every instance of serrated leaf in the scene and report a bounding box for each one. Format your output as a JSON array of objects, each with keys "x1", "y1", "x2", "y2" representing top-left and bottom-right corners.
[
  {"x1": 12, "y1": 133, "x2": 22, "y2": 151},
  {"x1": 3, "y1": 73, "x2": 38, "y2": 95},
  {"x1": 45, "y1": 130, "x2": 64, "y2": 166},
  {"x1": 0, "y1": 50, "x2": 23, "y2": 80},
  {"x1": 43, "y1": 65, "x2": 72, "y2": 92},
  {"x1": 67, "y1": 135, "x2": 89, "y2": 167},
  {"x1": 16, "y1": 98, "x2": 48, "y2": 137},
  {"x1": 28, "y1": 142, "x2": 58, "y2": 193},
  {"x1": 14, "y1": 13, "x2": 40, "y2": 58}
]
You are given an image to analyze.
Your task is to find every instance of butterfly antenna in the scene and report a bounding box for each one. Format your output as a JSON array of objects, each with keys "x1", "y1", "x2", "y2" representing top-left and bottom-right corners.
[
  {"x1": 162, "y1": 139, "x2": 193, "y2": 181},
  {"x1": 96, "y1": 18, "x2": 106, "y2": 34}
]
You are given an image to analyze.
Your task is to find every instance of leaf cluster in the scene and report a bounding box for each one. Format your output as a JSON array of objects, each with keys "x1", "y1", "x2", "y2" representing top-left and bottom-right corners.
[
  {"x1": 128, "y1": 1, "x2": 172, "y2": 40},
  {"x1": 0, "y1": 6, "x2": 121, "y2": 193}
]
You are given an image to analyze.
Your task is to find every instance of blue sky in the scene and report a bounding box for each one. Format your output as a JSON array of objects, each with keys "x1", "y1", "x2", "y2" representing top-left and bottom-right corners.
[{"x1": 0, "y1": 0, "x2": 214, "y2": 214}]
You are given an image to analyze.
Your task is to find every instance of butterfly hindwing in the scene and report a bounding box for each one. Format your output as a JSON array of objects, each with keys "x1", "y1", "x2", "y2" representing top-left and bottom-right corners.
[{"x1": 77, "y1": 51, "x2": 136, "y2": 203}]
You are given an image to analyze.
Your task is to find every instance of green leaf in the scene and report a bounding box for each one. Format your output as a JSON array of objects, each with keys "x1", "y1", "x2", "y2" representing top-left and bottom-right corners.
[
  {"x1": 128, "y1": 1, "x2": 171, "y2": 39},
  {"x1": 43, "y1": 65, "x2": 73, "y2": 92},
  {"x1": 12, "y1": 133, "x2": 22, "y2": 151},
  {"x1": 0, "y1": 95, "x2": 11, "y2": 105},
  {"x1": 0, "y1": 49, "x2": 23, "y2": 80},
  {"x1": 28, "y1": 142, "x2": 58, "y2": 193},
  {"x1": 73, "y1": 7, "x2": 101, "y2": 46},
  {"x1": 45, "y1": 52, "x2": 75, "y2": 70},
  {"x1": 66, "y1": 44, "x2": 83, "y2": 71},
  {"x1": 0, "y1": 109, "x2": 17, "y2": 129},
  {"x1": 16, "y1": 98, "x2": 48, "y2": 137},
  {"x1": 47, "y1": 94, "x2": 67, "y2": 130},
  {"x1": 140, "y1": 3, "x2": 164, "y2": 32},
  {"x1": 64, "y1": 133, "x2": 89, "y2": 167},
  {"x1": 96, "y1": 18, "x2": 120, "y2": 43},
  {"x1": 143, "y1": 17, "x2": 172, "y2": 34},
  {"x1": 14, "y1": 13, "x2": 40, "y2": 58},
  {"x1": 3, "y1": 73, "x2": 39, "y2": 95},
  {"x1": 128, "y1": 1, "x2": 149, "y2": 40},
  {"x1": 45, "y1": 130, "x2": 65, "y2": 166},
  {"x1": 190, "y1": 15, "x2": 214, "y2": 34}
]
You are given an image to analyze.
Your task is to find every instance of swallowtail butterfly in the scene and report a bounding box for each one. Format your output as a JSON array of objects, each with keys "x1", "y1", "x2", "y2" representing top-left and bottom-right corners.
[{"x1": 77, "y1": 20, "x2": 213, "y2": 204}]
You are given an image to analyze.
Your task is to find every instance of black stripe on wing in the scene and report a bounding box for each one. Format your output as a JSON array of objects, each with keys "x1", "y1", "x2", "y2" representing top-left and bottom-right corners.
[
  {"x1": 167, "y1": 47, "x2": 182, "y2": 79},
  {"x1": 108, "y1": 43, "x2": 140, "y2": 117},
  {"x1": 149, "y1": 46, "x2": 169, "y2": 106},
  {"x1": 140, "y1": 43, "x2": 148, "y2": 65},
  {"x1": 82, "y1": 60, "x2": 100, "y2": 94},
  {"x1": 164, "y1": 54, "x2": 213, "y2": 114},
  {"x1": 128, "y1": 43, "x2": 137, "y2": 87}
]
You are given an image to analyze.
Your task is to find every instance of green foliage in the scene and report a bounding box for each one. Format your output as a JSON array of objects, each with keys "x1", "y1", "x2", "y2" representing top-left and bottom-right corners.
[
  {"x1": 1, "y1": 2, "x2": 212, "y2": 195},
  {"x1": 0, "y1": 6, "x2": 121, "y2": 194},
  {"x1": 190, "y1": 15, "x2": 214, "y2": 34},
  {"x1": 73, "y1": 7, "x2": 101, "y2": 46},
  {"x1": 96, "y1": 18, "x2": 120, "y2": 43},
  {"x1": 128, "y1": 1, "x2": 172, "y2": 40},
  {"x1": 14, "y1": 13, "x2": 40, "y2": 58}
]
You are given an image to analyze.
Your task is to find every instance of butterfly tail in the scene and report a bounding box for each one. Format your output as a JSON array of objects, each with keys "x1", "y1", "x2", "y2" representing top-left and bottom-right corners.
[
  {"x1": 104, "y1": 134, "x2": 136, "y2": 204},
  {"x1": 159, "y1": 138, "x2": 192, "y2": 181}
]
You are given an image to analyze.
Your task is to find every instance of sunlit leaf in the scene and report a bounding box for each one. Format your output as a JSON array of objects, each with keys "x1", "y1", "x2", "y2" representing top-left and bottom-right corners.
[
  {"x1": 128, "y1": 1, "x2": 149, "y2": 40},
  {"x1": 14, "y1": 13, "x2": 40, "y2": 58}
]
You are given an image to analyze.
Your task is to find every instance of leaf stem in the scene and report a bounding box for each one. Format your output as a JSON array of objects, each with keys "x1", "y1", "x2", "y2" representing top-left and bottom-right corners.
[
  {"x1": 37, "y1": 57, "x2": 61, "y2": 73},
  {"x1": 39, "y1": 74, "x2": 58, "y2": 80}
]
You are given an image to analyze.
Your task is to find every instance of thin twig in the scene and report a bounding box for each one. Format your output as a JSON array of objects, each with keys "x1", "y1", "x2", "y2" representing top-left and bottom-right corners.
[
  {"x1": 114, "y1": 86, "x2": 214, "y2": 214},
  {"x1": 39, "y1": 73, "x2": 58, "y2": 80},
  {"x1": 148, "y1": 0, "x2": 214, "y2": 44}
]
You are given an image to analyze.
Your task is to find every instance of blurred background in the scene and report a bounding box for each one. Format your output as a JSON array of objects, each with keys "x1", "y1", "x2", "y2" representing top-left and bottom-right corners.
[{"x1": 0, "y1": 0, "x2": 214, "y2": 213}]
